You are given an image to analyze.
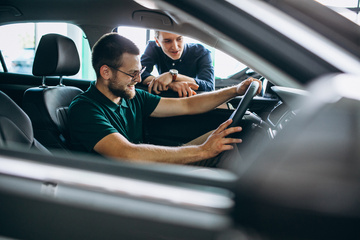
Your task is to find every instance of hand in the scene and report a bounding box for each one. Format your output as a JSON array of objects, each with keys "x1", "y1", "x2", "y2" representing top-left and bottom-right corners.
[
  {"x1": 236, "y1": 77, "x2": 262, "y2": 96},
  {"x1": 199, "y1": 119, "x2": 242, "y2": 159},
  {"x1": 148, "y1": 72, "x2": 173, "y2": 94},
  {"x1": 168, "y1": 81, "x2": 199, "y2": 98}
]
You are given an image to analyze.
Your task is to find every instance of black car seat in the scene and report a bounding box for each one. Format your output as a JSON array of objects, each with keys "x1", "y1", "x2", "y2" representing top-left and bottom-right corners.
[
  {"x1": 22, "y1": 33, "x2": 83, "y2": 152},
  {"x1": 0, "y1": 90, "x2": 50, "y2": 154}
]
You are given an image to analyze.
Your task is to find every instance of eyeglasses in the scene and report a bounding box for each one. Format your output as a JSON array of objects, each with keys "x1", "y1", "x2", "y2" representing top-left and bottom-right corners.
[{"x1": 108, "y1": 65, "x2": 146, "y2": 81}]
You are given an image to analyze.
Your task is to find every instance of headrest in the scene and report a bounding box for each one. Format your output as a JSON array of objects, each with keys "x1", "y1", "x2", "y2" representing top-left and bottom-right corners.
[{"x1": 32, "y1": 34, "x2": 80, "y2": 77}]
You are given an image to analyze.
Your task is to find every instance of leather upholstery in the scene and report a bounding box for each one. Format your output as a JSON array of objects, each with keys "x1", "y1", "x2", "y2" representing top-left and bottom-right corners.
[
  {"x1": 32, "y1": 33, "x2": 80, "y2": 76},
  {"x1": 23, "y1": 86, "x2": 83, "y2": 150},
  {"x1": 0, "y1": 90, "x2": 50, "y2": 153},
  {"x1": 23, "y1": 34, "x2": 84, "y2": 151}
]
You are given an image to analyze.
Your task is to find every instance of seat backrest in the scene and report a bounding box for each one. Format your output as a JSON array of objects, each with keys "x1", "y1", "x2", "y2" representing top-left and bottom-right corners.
[
  {"x1": 0, "y1": 90, "x2": 50, "y2": 154},
  {"x1": 22, "y1": 33, "x2": 83, "y2": 151}
]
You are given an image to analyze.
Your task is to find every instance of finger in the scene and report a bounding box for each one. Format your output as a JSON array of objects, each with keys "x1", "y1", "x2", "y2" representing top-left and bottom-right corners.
[
  {"x1": 219, "y1": 137, "x2": 242, "y2": 150},
  {"x1": 221, "y1": 126, "x2": 242, "y2": 137},
  {"x1": 240, "y1": 78, "x2": 262, "y2": 95},
  {"x1": 214, "y1": 119, "x2": 233, "y2": 134},
  {"x1": 182, "y1": 89, "x2": 188, "y2": 98},
  {"x1": 153, "y1": 80, "x2": 160, "y2": 94},
  {"x1": 189, "y1": 83, "x2": 199, "y2": 90},
  {"x1": 220, "y1": 142, "x2": 241, "y2": 151},
  {"x1": 186, "y1": 85, "x2": 194, "y2": 97},
  {"x1": 249, "y1": 78, "x2": 262, "y2": 95},
  {"x1": 219, "y1": 144, "x2": 235, "y2": 152},
  {"x1": 256, "y1": 80, "x2": 262, "y2": 95},
  {"x1": 222, "y1": 137, "x2": 242, "y2": 145},
  {"x1": 187, "y1": 87, "x2": 194, "y2": 97},
  {"x1": 177, "y1": 89, "x2": 183, "y2": 98},
  {"x1": 243, "y1": 77, "x2": 252, "y2": 86},
  {"x1": 148, "y1": 80, "x2": 154, "y2": 93},
  {"x1": 159, "y1": 82, "x2": 168, "y2": 92}
]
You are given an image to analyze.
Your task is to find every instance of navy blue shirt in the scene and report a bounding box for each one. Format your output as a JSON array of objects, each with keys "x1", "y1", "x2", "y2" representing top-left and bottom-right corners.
[{"x1": 141, "y1": 41, "x2": 215, "y2": 91}]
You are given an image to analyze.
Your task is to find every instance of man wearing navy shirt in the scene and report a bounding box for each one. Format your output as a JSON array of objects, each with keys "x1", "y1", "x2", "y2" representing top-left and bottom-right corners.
[{"x1": 141, "y1": 31, "x2": 215, "y2": 97}]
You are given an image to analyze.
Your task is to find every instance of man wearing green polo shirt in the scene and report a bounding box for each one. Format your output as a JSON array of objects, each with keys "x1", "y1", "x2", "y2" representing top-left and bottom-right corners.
[{"x1": 68, "y1": 33, "x2": 261, "y2": 165}]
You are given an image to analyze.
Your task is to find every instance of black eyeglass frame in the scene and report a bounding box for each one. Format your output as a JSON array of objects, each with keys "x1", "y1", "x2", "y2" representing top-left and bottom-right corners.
[{"x1": 108, "y1": 65, "x2": 146, "y2": 81}]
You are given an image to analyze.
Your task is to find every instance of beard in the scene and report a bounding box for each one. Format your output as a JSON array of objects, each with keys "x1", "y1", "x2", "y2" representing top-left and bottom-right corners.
[{"x1": 108, "y1": 76, "x2": 136, "y2": 100}]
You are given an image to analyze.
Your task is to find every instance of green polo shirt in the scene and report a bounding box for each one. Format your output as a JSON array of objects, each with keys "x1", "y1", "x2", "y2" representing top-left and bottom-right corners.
[{"x1": 68, "y1": 81, "x2": 161, "y2": 153}]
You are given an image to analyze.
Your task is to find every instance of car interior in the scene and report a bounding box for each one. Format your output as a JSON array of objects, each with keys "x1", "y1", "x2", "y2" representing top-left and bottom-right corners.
[
  {"x1": 22, "y1": 33, "x2": 84, "y2": 152},
  {"x1": 0, "y1": 0, "x2": 360, "y2": 239}
]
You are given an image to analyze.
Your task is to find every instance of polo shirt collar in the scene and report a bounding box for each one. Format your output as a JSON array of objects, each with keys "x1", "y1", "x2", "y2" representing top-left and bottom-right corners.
[
  {"x1": 89, "y1": 81, "x2": 129, "y2": 112},
  {"x1": 119, "y1": 98, "x2": 129, "y2": 108}
]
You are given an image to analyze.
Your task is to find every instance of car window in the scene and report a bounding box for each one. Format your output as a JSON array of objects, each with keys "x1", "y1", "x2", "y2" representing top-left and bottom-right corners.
[
  {"x1": 116, "y1": 26, "x2": 247, "y2": 81},
  {"x1": 0, "y1": 22, "x2": 95, "y2": 80}
]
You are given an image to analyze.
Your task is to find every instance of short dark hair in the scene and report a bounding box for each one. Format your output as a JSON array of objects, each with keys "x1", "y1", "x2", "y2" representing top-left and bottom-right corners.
[{"x1": 92, "y1": 33, "x2": 140, "y2": 78}]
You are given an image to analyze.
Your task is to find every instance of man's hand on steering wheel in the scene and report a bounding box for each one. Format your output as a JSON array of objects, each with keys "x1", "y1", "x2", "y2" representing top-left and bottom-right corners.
[
  {"x1": 214, "y1": 77, "x2": 262, "y2": 167},
  {"x1": 227, "y1": 77, "x2": 262, "y2": 131},
  {"x1": 199, "y1": 119, "x2": 243, "y2": 159},
  {"x1": 236, "y1": 77, "x2": 262, "y2": 96}
]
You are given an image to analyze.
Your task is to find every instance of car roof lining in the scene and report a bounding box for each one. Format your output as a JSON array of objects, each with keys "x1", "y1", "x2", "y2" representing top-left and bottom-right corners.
[
  {"x1": 0, "y1": 1, "x2": 302, "y2": 88},
  {"x1": 1, "y1": 0, "x2": 357, "y2": 87}
]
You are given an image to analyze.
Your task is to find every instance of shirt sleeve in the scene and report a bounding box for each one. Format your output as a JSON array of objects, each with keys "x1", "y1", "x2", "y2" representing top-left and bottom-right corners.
[
  {"x1": 140, "y1": 41, "x2": 157, "y2": 81},
  {"x1": 68, "y1": 99, "x2": 118, "y2": 152},
  {"x1": 194, "y1": 47, "x2": 215, "y2": 91},
  {"x1": 135, "y1": 89, "x2": 161, "y2": 116}
]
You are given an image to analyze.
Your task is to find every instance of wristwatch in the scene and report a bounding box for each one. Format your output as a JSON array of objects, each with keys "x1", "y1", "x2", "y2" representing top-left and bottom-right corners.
[{"x1": 169, "y1": 69, "x2": 178, "y2": 81}]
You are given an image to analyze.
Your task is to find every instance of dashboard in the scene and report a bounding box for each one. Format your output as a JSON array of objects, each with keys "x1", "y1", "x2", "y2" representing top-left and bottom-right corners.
[{"x1": 267, "y1": 86, "x2": 308, "y2": 138}]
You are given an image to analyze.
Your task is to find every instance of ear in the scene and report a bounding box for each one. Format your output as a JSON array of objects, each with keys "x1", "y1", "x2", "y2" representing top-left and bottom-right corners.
[
  {"x1": 154, "y1": 37, "x2": 161, "y2": 47},
  {"x1": 100, "y1": 65, "x2": 112, "y2": 80}
]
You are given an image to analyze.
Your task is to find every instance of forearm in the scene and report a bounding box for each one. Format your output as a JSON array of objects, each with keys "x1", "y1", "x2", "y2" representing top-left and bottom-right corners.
[
  {"x1": 184, "y1": 86, "x2": 237, "y2": 115},
  {"x1": 145, "y1": 74, "x2": 195, "y2": 87},
  {"x1": 151, "y1": 85, "x2": 237, "y2": 118},
  {"x1": 95, "y1": 119, "x2": 243, "y2": 165},
  {"x1": 124, "y1": 119, "x2": 243, "y2": 165},
  {"x1": 116, "y1": 143, "x2": 208, "y2": 164},
  {"x1": 94, "y1": 132, "x2": 207, "y2": 164},
  {"x1": 175, "y1": 74, "x2": 196, "y2": 84},
  {"x1": 152, "y1": 77, "x2": 260, "y2": 117}
]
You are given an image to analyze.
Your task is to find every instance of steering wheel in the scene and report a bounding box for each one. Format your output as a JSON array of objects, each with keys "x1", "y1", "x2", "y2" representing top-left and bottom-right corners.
[
  {"x1": 227, "y1": 81, "x2": 260, "y2": 131},
  {"x1": 214, "y1": 81, "x2": 260, "y2": 168}
]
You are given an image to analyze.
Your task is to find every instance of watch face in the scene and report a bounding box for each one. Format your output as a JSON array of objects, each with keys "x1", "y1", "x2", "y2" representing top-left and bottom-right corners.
[{"x1": 170, "y1": 69, "x2": 178, "y2": 75}]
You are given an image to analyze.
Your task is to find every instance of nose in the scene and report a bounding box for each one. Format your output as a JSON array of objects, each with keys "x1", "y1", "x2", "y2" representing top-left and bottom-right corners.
[
  {"x1": 133, "y1": 73, "x2": 142, "y2": 83},
  {"x1": 171, "y1": 40, "x2": 178, "y2": 50}
]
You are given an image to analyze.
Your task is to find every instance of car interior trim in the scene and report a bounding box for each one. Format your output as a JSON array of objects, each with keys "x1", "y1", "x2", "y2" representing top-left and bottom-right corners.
[
  {"x1": 0, "y1": 155, "x2": 234, "y2": 212},
  {"x1": 227, "y1": 0, "x2": 360, "y2": 75}
]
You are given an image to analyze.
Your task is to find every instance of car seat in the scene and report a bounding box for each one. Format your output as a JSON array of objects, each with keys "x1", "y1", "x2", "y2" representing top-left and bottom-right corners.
[
  {"x1": 22, "y1": 33, "x2": 84, "y2": 152},
  {"x1": 0, "y1": 90, "x2": 50, "y2": 154}
]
